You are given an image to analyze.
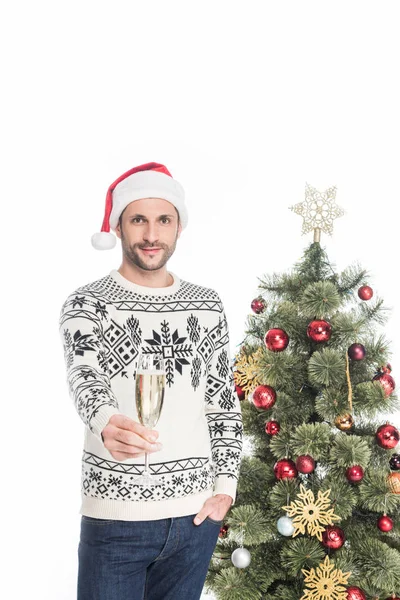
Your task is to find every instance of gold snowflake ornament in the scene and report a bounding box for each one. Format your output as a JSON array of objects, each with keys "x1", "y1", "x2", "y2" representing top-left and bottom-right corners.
[
  {"x1": 290, "y1": 183, "x2": 344, "y2": 241},
  {"x1": 282, "y1": 485, "x2": 341, "y2": 541},
  {"x1": 301, "y1": 555, "x2": 351, "y2": 600},
  {"x1": 234, "y1": 347, "x2": 264, "y2": 395}
]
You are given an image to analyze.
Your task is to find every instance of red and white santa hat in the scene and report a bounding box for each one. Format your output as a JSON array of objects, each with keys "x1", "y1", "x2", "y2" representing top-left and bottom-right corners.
[{"x1": 91, "y1": 161, "x2": 187, "y2": 250}]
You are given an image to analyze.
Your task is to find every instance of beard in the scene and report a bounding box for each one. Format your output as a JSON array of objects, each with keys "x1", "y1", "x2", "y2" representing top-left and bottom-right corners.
[{"x1": 120, "y1": 230, "x2": 179, "y2": 272}]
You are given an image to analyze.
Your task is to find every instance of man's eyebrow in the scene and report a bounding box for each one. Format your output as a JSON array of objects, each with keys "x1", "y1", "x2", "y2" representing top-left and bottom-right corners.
[{"x1": 128, "y1": 213, "x2": 176, "y2": 219}]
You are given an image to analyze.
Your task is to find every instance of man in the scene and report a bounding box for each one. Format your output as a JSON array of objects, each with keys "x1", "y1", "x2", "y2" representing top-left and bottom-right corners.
[{"x1": 58, "y1": 162, "x2": 243, "y2": 600}]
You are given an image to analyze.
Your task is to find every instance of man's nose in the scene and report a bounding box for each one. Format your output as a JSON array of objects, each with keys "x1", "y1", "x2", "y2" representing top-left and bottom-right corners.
[{"x1": 143, "y1": 222, "x2": 159, "y2": 244}]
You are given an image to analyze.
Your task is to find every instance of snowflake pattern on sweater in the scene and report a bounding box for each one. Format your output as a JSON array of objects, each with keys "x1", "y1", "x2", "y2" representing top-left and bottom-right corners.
[{"x1": 59, "y1": 270, "x2": 243, "y2": 511}]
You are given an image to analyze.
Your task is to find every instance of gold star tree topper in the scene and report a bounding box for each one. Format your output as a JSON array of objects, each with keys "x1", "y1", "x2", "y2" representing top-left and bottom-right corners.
[
  {"x1": 301, "y1": 555, "x2": 351, "y2": 600},
  {"x1": 291, "y1": 183, "x2": 344, "y2": 242},
  {"x1": 282, "y1": 484, "x2": 341, "y2": 541}
]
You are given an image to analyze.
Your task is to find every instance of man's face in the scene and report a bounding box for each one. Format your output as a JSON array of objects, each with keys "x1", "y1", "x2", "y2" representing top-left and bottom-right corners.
[{"x1": 115, "y1": 197, "x2": 182, "y2": 272}]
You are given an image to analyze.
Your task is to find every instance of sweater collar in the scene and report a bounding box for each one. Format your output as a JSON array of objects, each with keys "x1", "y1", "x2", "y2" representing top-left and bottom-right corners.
[{"x1": 108, "y1": 269, "x2": 181, "y2": 296}]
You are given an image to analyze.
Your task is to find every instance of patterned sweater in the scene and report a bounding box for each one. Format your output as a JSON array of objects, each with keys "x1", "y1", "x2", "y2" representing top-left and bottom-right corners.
[{"x1": 58, "y1": 269, "x2": 243, "y2": 521}]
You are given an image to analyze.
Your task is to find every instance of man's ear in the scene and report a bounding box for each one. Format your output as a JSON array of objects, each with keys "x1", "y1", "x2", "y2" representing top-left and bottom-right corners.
[
  {"x1": 115, "y1": 222, "x2": 122, "y2": 240},
  {"x1": 177, "y1": 221, "x2": 183, "y2": 239}
]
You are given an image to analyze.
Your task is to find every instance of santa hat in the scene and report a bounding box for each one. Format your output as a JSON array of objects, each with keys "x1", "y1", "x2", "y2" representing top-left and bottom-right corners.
[{"x1": 91, "y1": 161, "x2": 187, "y2": 250}]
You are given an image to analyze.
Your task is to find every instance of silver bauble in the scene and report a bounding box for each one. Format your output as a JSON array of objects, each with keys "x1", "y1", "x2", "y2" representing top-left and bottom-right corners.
[
  {"x1": 277, "y1": 515, "x2": 294, "y2": 536},
  {"x1": 231, "y1": 547, "x2": 251, "y2": 568}
]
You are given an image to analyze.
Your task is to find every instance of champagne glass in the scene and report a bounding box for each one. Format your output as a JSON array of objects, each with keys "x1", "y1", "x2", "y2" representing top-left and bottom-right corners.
[{"x1": 134, "y1": 352, "x2": 165, "y2": 485}]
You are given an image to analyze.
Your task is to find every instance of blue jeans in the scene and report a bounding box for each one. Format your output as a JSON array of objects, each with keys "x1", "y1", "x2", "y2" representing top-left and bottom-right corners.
[{"x1": 77, "y1": 513, "x2": 222, "y2": 600}]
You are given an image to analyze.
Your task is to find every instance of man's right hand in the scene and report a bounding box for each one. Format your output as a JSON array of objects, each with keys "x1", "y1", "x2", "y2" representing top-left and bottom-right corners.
[{"x1": 101, "y1": 414, "x2": 162, "y2": 461}]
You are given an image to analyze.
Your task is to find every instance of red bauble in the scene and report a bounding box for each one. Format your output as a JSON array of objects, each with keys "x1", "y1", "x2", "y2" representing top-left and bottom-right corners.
[
  {"x1": 376, "y1": 424, "x2": 400, "y2": 449},
  {"x1": 264, "y1": 328, "x2": 289, "y2": 352},
  {"x1": 295, "y1": 454, "x2": 315, "y2": 474},
  {"x1": 235, "y1": 384, "x2": 246, "y2": 401},
  {"x1": 348, "y1": 343, "x2": 366, "y2": 361},
  {"x1": 265, "y1": 420, "x2": 281, "y2": 435},
  {"x1": 251, "y1": 297, "x2": 266, "y2": 314},
  {"x1": 219, "y1": 524, "x2": 229, "y2": 538},
  {"x1": 377, "y1": 515, "x2": 394, "y2": 532},
  {"x1": 390, "y1": 454, "x2": 400, "y2": 470},
  {"x1": 273, "y1": 459, "x2": 298, "y2": 480},
  {"x1": 374, "y1": 372, "x2": 396, "y2": 396},
  {"x1": 358, "y1": 285, "x2": 373, "y2": 301},
  {"x1": 307, "y1": 320, "x2": 332, "y2": 343},
  {"x1": 347, "y1": 587, "x2": 367, "y2": 600},
  {"x1": 346, "y1": 465, "x2": 364, "y2": 483},
  {"x1": 252, "y1": 385, "x2": 277, "y2": 410},
  {"x1": 321, "y1": 525, "x2": 345, "y2": 549}
]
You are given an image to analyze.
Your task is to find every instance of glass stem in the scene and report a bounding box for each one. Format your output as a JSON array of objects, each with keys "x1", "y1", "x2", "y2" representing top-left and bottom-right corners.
[{"x1": 144, "y1": 452, "x2": 150, "y2": 475}]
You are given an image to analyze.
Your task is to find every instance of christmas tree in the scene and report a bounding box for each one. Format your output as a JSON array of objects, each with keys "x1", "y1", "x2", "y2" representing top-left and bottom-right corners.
[{"x1": 205, "y1": 185, "x2": 400, "y2": 600}]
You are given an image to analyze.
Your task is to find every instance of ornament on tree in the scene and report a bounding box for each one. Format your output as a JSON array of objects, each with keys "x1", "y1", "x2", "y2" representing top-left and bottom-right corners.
[
  {"x1": 377, "y1": 515, "x2": 394, "y2": 532},
  {"x1": 376, "y1": 424, "x2": 400, "y2": 449},
  {"x1": 265, "y1": 420, "x2": 281, "y2": 435},
  {"x1": 233, "y1": 347, "x2": 264, "y2": 396},
  {"x1": 264, "y1": 328, "x2": 289, "y2": 352},
  {"x1": 274, "y1": 458, "x2": 298, "y2": 480},
  {"x1": 290, "y1": 183, "x2": 345, "y2": 239},
  {"x1": 358, "y1": 285, "x2": 373, "y2": 301},
  {"x1": 251, "y1": 297, "x2": 266, "y2": 314},
  {"x1": 235, "y1": 384, "x2": 246, "y2": 401},
  {"x1": 387, "y1": 472, "x2": 400, "y2": 494},
  {"x1": 346, "y1": 465, "x2": 364, "y2": 483},
  {"x1": 218, "y1": 524, "x2": 229, "y2": 538},
  {"x1": 334, "y1": 413, "x2": 354, "y2": 432},
  {"x1": 390, "y1": 454, "x2": 400, "y2": 470},
  {"x1": 322, "y1": 525, "x2": 345, "y2": 549},
  {"x1": 307, "y1": 319, "x2": 332, "y2": 343},
  {"x1": 277, "y1": 515, "x2": 295, "y2": 536},
  {"x1": 347, "y1": 343, "x2": 366, "y2": 361},
  {"x1": 373, "y1": 372, "x2": 396, "y2": 396},
  {"x1": 252, "y1": 384, "x2": 277, "y2": 410},
  {"x1": 346, "y1": 587, "x2": 367, "y2": 600},
  {"x1": 301, "y1": 554, "x2": 351, "y2": 600},
  {"x1": 296, "y1": 454, "x2": 316, "y2": 474},
  {"x1": 231, "y1": 547, "x2": 251, "y2": 568},
  {"x1": 282, "y1": 484, "x2": 340, "y2": 541},
  {"x1": 380, "y1": 363, "x2": 392, "y2": 374}
]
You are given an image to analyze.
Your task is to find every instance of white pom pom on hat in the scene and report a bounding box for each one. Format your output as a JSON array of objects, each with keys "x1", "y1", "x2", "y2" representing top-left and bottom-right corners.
[{"x1": 91, "y1": 162, "x2": 187, "y2": 250}]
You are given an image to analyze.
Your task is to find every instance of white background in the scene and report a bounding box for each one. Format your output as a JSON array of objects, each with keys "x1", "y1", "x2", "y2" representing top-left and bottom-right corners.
[{"x1": 2, "y1": 1, "x2": 399, "y2": 598}]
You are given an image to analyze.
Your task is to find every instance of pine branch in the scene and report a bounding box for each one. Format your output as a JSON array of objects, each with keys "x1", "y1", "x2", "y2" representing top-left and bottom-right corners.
[
  {"x1": 352, "y1": 538, "x2": 400, "y2": 594},
  {"x1": 359, "y1": 471, "x2": 400, "y2": 513},
  {"x1": 337, "y1": 263, "x2": 368, "y2": 294},
  {"x1": 308, "y1": 348, "x2": 347, "y2": 387},
  {"x1": 320, "y1": 474, "x2": 358, "y2": 519},
  {"x1": 299, "y1": 280, "x2": 342, "y2": 319},
  {"x1": 290, "y1": 423, "x2": 333, "y2": 459},
  {"x1": 315, "y1": 388, "x2": 350, "y2": 421},
  {"x1": 227, "y1": 505, "x2": 275, "y2": 546},
  {"x1": 329, "y1": 432, "x2": 372, "y2": 468},
  {"x1": 280, "y1": 537, "x2": 325, "y2": 577},
  {"x1": 353, "y1": 381, "x2": 399, "y2": 418}
]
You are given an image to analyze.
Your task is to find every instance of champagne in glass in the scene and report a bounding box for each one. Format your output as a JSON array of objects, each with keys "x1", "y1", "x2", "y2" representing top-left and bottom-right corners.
[{"x1": 134, "y1": 353, "x2": 165, "y2": 485}]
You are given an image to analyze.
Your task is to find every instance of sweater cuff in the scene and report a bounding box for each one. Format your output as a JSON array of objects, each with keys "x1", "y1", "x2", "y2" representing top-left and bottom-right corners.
[
  {"x1": 90, "y1": 405, "x2": 121, "y2": 442},
  {"x1": 212, "y1": 475, "x2": 238, "y2": 505}
]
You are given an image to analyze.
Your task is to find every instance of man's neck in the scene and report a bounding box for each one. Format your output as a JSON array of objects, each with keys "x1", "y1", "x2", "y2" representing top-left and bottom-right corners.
[{"x1": 117, "y1": 262, "x2": 174, "y2": 288}]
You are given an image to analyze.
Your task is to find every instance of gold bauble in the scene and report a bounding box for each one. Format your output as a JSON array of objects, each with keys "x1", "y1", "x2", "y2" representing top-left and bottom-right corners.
[
  {"x1": 334, "y1": 413, "x2": 354, "y2": 431},
  {"x1": 387, "y1": 472, "x2": 400, "y2": 494}
]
